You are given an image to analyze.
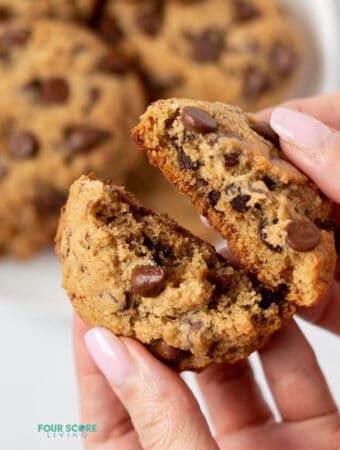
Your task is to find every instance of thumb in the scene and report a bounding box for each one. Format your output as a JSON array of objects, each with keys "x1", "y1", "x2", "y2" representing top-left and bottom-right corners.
[
  {"x1": 270, "y1": 107, "x2": 340, "y2": 203},
  {"x1": 85, "y1": 327, "x2": 218, "y2": 450}
]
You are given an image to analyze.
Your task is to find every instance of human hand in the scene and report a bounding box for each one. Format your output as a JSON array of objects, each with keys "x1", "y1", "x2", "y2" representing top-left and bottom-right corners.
[
  {"x1": 257, "y1": 92, "x2": 340, "y2": 334},
  {"x1": 74, "y1": 314, "x2": 340, "y2": 450}
]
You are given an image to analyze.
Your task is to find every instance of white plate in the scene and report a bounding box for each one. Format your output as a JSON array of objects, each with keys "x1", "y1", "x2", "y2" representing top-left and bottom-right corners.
[
  {"x1": 286, "y1": 0, "x2": 340, "y2": 96},
  {"x1": 0, "y1": 0, "x2": 339, "y2": 322},
  {"x1": 0, "y1": 248, "x2": 72, "y2": 320}
]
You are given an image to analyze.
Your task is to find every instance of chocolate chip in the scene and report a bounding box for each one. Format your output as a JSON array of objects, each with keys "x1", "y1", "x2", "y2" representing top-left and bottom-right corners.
[
  {"x1": 41, "y1": 77, "x2": 69, "y2": 104},
  {"x1": 154, "y1": 242, "x2": 173, "y2": 260},
  {"x1": 258, "y1": 287, "x2": 276, "y2": 309},
  {"x1": 135, "y1": 5, "x2": 163, "y2": 36},
  {"x1": 99, "y1": 52, "x2": 130, "y2": 75},
  {"x1": 142, "y1": 236, "x2": 173, "y2": 265},
  {"x1": 131, "y1": 265, "x2": 167, "y2": 297},
  {"x1": 250, "y1": 121, "x2": 280, "y2": 147},
  {"x1": 35, "y1": 188, "x2": 67, "y2": 214},
  {"x1": 315, "y1": 219, "x2": 340, "y2": 253},
  {"x1": 9, "y1": 132, "x2": 39, "y2": 159},
  {"x1": 208, "y1": 190, "x2": 221, "y2": 207},
  {"x1": 245, "y1": 68, "x2": 271, "y2": 97},
  {"x1": 229, "y1": 194, "x2": 251, "y2": 212},
  {"x1": 207, "y1": 272, "x2": 230, "y2": 295},
  {"x1": 0, "y1": 27, "x2": 31, "y2": 48},
  {"x1": 178, "y1": 149, "x2": 200, "y2": 170},
  {"x1": 262, "y1": 175, "x2": 277, "y2": 191},
  {"x1": 97, "y1": 14, "x2": 124, "y2": 44},
  {"x1": 258, "y1": 218, "x2": 283, "y2": 252},
  {"x1": 234, "y1": 0, "x2": 261, "y2": 22},
  {"x1": 258, "y1": 283, "x2": 288, "y2": 309},
  {"x1": 286, "y1": 219, "x2": 320, "y2": 252},
  {"x1": 0, "y1": 162, "x2": 8, "y2": 180},
  {"x1": 65, "y1": 126, "x2": 111, "y2": 154},
  {"x1": 182, "y1": 106, "x2": 217, "y2": 134},
  {"x1": 191, "y1": 28, "x2": 224, "y2": 62},
  {"x1": 316, "y1": 219, "x2": 336, "y2": 231},
  {"x1": 272, "y1": 44, "x2": 296, "y2": 77},
  {"x1": 224, "y1": 151, "x2": 240, "y2": 167},
  {"x1": 0, "y1": 7, "x2": 11, "y2": 21},
  {"x1": 152, "y1": 340, "x2": 188, "y2": 362},
  {"x1": 87, "y1": 0, "x2": 107, "y2": 27}
]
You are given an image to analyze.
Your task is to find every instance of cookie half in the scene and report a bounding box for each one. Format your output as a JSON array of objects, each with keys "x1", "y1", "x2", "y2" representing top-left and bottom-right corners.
[
  {"x1": 0, "y1": 20, "x2": 144, "y2": 257},
  {"x1": 56, "y1": 175, "x2": 295, "y2": 371},
  {"x1": 132, "y1": 98, "x2": 337, "y2": 306}
]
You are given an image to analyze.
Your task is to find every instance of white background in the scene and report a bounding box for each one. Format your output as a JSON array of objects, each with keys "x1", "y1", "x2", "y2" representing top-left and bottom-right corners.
[{"x1": 0, "y1": 1, "x2": 340, "y2": 449}]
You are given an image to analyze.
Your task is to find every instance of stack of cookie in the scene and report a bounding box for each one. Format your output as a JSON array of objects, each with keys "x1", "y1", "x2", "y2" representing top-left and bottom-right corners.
[{"x1": 0, "y1": 0, "x2": 300, "y2": 258}]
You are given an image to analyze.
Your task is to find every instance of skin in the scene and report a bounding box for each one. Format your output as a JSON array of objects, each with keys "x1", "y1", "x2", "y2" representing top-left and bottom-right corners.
[{"x1": 74, "y1": 92, "x2": 340, "y2": 450}]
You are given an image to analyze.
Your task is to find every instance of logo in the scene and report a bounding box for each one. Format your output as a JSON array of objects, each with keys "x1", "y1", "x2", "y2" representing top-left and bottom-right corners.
[{"x1": 37, "y1": 424, "x2": 97, "y2": 439}]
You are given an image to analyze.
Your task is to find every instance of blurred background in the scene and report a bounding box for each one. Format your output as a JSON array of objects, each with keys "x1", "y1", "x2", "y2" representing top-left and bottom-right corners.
[{"x1": 0, "y1": 0, "x2": 339, "y2": 448}]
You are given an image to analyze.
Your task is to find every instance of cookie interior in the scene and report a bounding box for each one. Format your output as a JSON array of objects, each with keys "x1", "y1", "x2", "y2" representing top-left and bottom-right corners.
[{"x1": 56, "y1": 175, "x2": 294, "y2": 371}]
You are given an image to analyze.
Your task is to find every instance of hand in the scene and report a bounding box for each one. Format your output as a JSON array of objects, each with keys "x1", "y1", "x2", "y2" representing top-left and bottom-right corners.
[
  {"x1": 258, "y1": 92, "x2": 340, "y2": 334},
  {"x1": 74, "y1": 92, "x2": 340, "y2": 450},
  {"x1": 74, "y1": 315, "x2": 340, "y2": 449}
]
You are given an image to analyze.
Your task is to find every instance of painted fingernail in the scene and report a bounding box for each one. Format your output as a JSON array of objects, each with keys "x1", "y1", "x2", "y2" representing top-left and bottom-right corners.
[
  {"x1": 85, "y1": 327, "x2": 134, "y2": 386},
  {"x1": 270, "y1": 107, "x2": 332, "y2": 151},
  {"x1": 200, "y1": 215, "x2": 212, "y2": 228}
]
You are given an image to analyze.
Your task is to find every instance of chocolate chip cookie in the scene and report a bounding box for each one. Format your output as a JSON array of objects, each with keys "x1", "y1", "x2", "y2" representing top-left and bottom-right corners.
[
  {"x1": 56, "y1": 175, "x2": 295, "y2": 371},
  {"x1": 0, "y1": 0, "x2": 93, "y2": 21},
  {"x1": 133, "y1": 98, "x2": 337, "y2": 306},
  {"x1": 97, "y1": 0, "x2": 300, "y2": 110},
  {"x1": 0, "y1": 20, "x2": 144, "y2": 258}
]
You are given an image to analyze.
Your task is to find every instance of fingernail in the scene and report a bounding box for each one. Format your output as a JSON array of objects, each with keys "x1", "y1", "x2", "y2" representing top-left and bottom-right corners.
[
  {"x1": 200, "y1": 215, "x2": 212, "y2": 228},
  {"x1": 270, "y1": 107, "x2": 332, "y2": 151},
  {"x1": 85, "y1": 327, "x2": 134, "y2": 386}
]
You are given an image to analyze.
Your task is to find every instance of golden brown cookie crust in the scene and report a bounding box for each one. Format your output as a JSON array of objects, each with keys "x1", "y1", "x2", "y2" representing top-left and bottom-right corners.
[
  {"x1": 133, "y1": 98, "x2": 337, "y2": 306},
  {"x1": 56, "y1": 175, "x2": 295, "y2": 371}
]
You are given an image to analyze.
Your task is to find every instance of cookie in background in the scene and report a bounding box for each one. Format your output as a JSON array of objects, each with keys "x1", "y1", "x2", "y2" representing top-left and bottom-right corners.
[
  {"x1": 0, "y1": 19, "x2": 144, "y2": 258},
  {"x1": 96, "y1": 0, "x2": 300, "y2": 110}
]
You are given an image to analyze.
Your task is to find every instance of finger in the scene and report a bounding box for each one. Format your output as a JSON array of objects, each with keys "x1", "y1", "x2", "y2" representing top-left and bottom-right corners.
[
  {"x1": 298, "y1": 280, "x2": 340, "y2": 336},
  {"x1": 85, "y1": 327, "x2": 218, "y2": 450},
  {"x1": 197, "y1": 359, "x2": 273, "y2": 437},
  {"x1": 269, "y1": 107, "x2": 340, "y2": 203},
  {"x1": 259, "y1": 91, "x2": 340, "y2": 128},
  {"x1": 259, "y1": 320, "x2": 337, "y2": 421},
  {"x1": 74, "y1": 316, "x2": 141, "y2": 450}
]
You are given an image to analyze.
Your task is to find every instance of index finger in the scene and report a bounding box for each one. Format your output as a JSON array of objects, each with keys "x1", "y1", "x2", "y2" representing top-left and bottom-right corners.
[{"x1": 258, "y1": 91, "x2": 340, "y2": 129}]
